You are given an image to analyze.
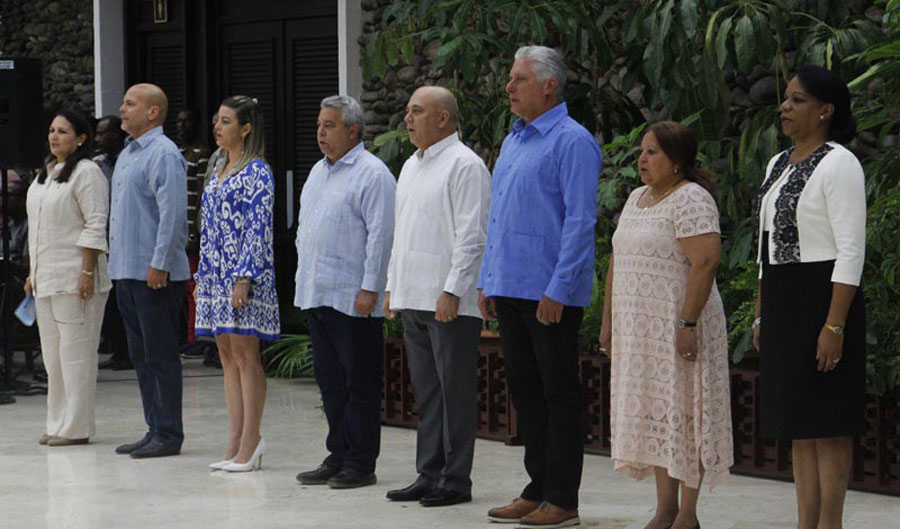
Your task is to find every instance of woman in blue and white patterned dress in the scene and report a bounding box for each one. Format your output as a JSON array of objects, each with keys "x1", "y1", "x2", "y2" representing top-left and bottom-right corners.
[{"x1": 195, "y1": 95, "x2": 279, "y2": 472}]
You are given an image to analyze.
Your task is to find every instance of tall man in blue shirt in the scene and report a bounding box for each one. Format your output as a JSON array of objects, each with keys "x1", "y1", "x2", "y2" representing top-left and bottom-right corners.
[
  {"x1": 294, "y1": 95, "x2": 396, "y2": 489},
  {"x1": 109, "y1": 83, "x2": 189, "y2": 459},
  {"x1": 478, "y1": 46, "x2": 602, "y2": 528}
]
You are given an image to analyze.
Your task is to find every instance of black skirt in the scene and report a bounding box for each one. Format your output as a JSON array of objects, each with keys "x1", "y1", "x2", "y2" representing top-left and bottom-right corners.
[{"x1": 758, "y1": 237, "x2": 866, "y2": 440}]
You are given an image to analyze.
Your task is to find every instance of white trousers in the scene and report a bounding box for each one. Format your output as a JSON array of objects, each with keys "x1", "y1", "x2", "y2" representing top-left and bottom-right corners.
[{"x1": 36, "y1": 291, "x2": 108, "y2": 439}]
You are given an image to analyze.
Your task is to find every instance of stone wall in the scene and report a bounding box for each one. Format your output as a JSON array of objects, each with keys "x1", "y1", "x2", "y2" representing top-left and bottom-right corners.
[{"x1": 0, "y1": 0, "x2": 94, "y2": 117}]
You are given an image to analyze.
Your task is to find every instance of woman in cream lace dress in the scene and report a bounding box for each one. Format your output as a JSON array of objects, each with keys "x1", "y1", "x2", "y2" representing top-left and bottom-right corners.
[{"x1": 600, "y1": 121, "x2": 733, "y2": 529}]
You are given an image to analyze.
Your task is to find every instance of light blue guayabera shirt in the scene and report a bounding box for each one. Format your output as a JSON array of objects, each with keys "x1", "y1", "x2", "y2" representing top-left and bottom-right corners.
[
  {"x1": 108, "y1": 126, "x2": 190, "y2": 281},
  {"x1": 294, "y1": 142, "x2": 396, "y2": 317},
  {"x1": 477, "y1": 102, "x2": 602, "y2": 306}
]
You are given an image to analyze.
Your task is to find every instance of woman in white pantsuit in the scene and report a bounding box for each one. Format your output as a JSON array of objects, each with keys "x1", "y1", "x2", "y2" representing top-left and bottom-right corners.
[{"x1": 25, "y1": 109, "x2": 111, "y2": 446}]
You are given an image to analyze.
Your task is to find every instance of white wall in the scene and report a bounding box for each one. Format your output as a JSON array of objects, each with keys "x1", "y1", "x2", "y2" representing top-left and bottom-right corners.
[
  {"x1": 93, "y1": 0, "x2": 126, "y2": 117},
  {"x1": 338, "y1": 0, "x2": 363, "y2": 100}
]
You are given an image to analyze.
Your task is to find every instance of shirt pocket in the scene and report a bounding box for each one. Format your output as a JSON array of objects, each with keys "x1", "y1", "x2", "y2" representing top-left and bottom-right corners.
[
  {"x1": 399, "y1": 250, "x2": 443, "y2": 292},
  {"x1": 501, "y1": 231, "x2": 550, "y2": 280},
  {"x1": 314, "y1": 254, "x2": 359, "y2": 290}
]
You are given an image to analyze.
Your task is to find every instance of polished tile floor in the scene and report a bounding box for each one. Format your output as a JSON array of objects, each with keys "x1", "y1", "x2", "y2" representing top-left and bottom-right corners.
[{"x1": 1, "y1": 361, "x2": 898, "y2": 528}]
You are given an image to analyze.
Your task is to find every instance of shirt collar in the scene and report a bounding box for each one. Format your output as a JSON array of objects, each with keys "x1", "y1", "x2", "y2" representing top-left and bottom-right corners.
[
  {"x1": 512, "y1": 102, "x2": 569, "y2": 137},
  {"x1": 325, "y1": 141, "x2": 366, "y2": 168},
  {"x1": 125, "y1": 126, "x2": 164, "y2": 149},
  {"x1": 416, "y1": 132, "x2": 459, "y2": 161}
]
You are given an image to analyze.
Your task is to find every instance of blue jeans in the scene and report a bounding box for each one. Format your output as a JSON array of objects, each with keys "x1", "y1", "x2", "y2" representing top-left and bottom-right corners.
[
  {"x1": 116, "y1": 279, "x2": 186, "y2": 446},
  {"x1": 307, "y1": 306, "x2": 384, "y2": 474}
]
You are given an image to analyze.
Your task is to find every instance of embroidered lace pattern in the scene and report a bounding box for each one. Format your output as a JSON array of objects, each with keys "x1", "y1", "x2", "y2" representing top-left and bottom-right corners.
[
  {"x1": 610, "y1": 183, "x2": 733, "y2": 490},
  {"x1": 758, "y1": 143, "x2": 834, "y2": 263}
]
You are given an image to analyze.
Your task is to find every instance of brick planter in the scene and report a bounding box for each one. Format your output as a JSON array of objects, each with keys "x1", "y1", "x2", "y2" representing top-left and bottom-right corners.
[
  {"x1": 381, "y1": 338, "x2": 900, "y2": 496},
  {"x1": 730, "y1": 358, "x2": 900, "y2": 495}
]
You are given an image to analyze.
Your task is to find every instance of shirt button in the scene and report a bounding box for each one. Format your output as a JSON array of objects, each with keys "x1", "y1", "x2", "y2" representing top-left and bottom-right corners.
[{"x1": 492, "y1": 218, "x2": 496, "y2": 223}]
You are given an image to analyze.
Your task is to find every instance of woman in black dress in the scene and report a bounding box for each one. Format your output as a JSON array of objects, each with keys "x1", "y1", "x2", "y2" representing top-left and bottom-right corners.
[{"x1": 753, "y1": 66, "x2": 866, "y2": 529}]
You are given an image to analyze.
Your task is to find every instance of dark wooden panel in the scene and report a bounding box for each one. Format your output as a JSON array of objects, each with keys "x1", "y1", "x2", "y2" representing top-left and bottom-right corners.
[
  {"x1": 220, "y1": 22, "x2": 283, "y2": 170},
  {"x1": 141, "y1": 33, "x2": 185, "y2": 138},
  {"x1": 286, "y1": 17, "x2": 338, "y2": 196},
  {"x1": 214, "y1": 0, "x2": 336, "y2": 23}
]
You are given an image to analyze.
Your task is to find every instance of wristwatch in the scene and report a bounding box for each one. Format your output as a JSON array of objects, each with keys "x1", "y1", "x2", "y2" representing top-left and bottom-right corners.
[
  {"x1": 677, "y1": 319, "x2": 697, "y2": 329},
  {"x1": 824, "y1": 323, "x2": 844, "y2": 335}
]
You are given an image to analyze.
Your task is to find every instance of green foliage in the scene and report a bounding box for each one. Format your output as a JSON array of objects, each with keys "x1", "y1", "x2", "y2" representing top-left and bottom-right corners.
[
  {"x1": 264, "y1": 334, "x2": 314, "y2": 378},
  {"x1": 363, "y1": 0, "x2": 900, "y2": 391}
]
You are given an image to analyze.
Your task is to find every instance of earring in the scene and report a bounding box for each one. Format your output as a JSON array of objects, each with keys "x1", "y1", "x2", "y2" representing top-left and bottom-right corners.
[
  {"x1": 674, "y1": 167, "x2": 679, "y2": 174},
  {"x1": 820, "y1": 115, "x2": 825, "y2": 121},
  {"x1": 78, "y1": 142, "x2": 83, "y2": 147}
]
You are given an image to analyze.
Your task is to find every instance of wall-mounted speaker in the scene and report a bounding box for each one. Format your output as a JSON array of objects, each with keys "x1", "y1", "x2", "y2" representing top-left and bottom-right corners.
[{"x1": 0, "y1": 57, "x2": 44, "y2": 168}]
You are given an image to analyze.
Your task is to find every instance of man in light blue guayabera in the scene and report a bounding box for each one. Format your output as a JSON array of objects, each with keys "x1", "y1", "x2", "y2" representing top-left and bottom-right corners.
[
  {"x1": 109, "y1": 83, "x2": 189, "y2": 459},
  {"x1": 294, "y1": 95, "x2": 396, "y2": 489}
]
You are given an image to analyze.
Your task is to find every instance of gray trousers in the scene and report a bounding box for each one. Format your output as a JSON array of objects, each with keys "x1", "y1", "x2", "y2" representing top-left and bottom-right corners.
[{"x1": 401, "y1": 310, "x2": 481, "y2": 494}]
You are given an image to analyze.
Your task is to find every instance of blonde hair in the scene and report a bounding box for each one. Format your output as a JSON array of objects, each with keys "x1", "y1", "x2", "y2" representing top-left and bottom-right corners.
[{"x1": 219, "y1": 95, "x2": 266, "y2": 174}]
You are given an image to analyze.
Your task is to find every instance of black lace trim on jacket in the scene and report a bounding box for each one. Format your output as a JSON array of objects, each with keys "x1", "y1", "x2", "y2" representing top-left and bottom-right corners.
[{"x1": 757, "y1": 143, "x2": 834, "y2": 264}]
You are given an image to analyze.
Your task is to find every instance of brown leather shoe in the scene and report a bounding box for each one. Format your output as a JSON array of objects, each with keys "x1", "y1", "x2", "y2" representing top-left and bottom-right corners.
[
  {"x1": 518, "y1": 501, "x2": 580, "y2": 528},
  {"x1": 487, "y1": 497, "x2": 541, "y2": 523},
  {"x1": 47, "y1": 437, "x2": 90, "y2": 447}
]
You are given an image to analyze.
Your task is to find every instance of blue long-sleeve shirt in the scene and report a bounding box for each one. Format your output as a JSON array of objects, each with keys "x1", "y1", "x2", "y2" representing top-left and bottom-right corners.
[
  {"x1": 108, "y1": 126, "x2": 190, "y2": 281},
  {"x1": 478, "y1": 103, "x2": 602, "y2": 306},
  {"x1": 294, "y1": 142, "x2": 396, "y2": 317}
]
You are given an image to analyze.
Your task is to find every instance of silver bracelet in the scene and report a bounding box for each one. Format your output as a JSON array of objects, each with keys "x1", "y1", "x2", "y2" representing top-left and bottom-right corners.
[
  {"x1": 81, "y1": 269, "x2": 95, "y2": 277},
  {"x1": 752, "y1": 317, "x2": 761, "y2": 330}
]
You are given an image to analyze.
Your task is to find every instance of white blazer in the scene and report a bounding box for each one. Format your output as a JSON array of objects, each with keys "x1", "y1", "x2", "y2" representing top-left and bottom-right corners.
[
  {"x1": 756, "y1": 142, "x2": 866, "y2": 286},
  {"x1": 26, "y1": 159, "x2": 112, "y2": 297}
]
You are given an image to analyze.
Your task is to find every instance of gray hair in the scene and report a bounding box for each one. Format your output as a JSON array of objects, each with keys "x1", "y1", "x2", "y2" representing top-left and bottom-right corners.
[
  {"x1": 514, "y1": 45, "x2": 567, "y2": 100},
  {"x1": 320, "y1": 95, "x2": 365, "y2": 139}
]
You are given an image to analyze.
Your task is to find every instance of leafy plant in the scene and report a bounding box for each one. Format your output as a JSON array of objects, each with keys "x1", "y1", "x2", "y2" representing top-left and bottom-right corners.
[
  {"x1": 362, "y1": 0, "x2": 900, "y2": 392},
  {"x1": 264, "y1": 334, "x2": 314, "y2": 378}
]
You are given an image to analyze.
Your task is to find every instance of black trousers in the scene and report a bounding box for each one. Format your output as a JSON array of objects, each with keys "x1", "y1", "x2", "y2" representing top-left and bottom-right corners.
[
  {"x1": 494, "y1": 296, "x2": 584, "y2": 510},
  {"x1": 307, "y1": 307, "x2": 384, "y2": 474},
  {"x1": 116, "y1": 279, "x2": 186, "y2": 446},
  {"x1": 101, "y1": 283, "x2": 129, "y2": 363}
]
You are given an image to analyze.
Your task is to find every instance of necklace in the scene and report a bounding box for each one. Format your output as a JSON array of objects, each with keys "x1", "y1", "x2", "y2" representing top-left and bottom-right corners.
[{"x1": 641, "y1": 179, "x2": 683, "y2": 209}]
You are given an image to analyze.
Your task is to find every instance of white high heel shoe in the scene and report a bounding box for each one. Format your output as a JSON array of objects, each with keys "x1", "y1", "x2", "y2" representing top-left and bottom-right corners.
[
  {"x1": 209, "y1": 458, "x2": 233, "y2": 470},
  {"x1": 223, "y1": 438, "x2": 265, "y2": 472}
]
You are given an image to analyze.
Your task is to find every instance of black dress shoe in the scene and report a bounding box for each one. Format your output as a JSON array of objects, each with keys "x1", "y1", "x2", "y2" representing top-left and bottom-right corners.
[
  {"x1": 419, "y1": 488, "x2": 472, "y2": 507},
  {"x1": 130, "y1": 439, "x2": 181, "y2": 459},
  {"x1": 327, "y1": 468, "x2": 377, "y2": 489},
  {"x1": 295, "y1": 463, "x2": 340, "y2": 485},
  {"x1": 386, "y1": 480, "x2": 434, "y2": 501},
  {"x1": 115, "y1": 433, "x2": 153, "y2": 454}
]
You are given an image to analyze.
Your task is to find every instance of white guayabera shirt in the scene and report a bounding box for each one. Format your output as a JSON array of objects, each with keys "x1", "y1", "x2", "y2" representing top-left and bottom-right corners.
[{"x1": 386, "y1": 132, "x2": 491, "y2": 319}]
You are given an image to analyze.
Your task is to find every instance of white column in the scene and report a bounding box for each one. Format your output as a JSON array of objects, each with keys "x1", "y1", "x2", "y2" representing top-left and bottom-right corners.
[
  {"x1": 338, "y1": 0, "x2": 363, "y2": 100},
  {"x1": 93, "y1": 0, "x2": 126, "y2": 117}
]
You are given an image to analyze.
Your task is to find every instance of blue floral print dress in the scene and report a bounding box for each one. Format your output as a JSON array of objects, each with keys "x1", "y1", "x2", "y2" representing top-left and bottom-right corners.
[{"x1": 195, "y1": 158, "x2": 280, "y2": 341}]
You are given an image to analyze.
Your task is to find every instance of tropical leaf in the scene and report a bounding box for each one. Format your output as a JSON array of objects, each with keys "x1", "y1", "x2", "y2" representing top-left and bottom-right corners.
[{"x1": 734, "y1": 14, "x2": 756, "y2": 73}]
